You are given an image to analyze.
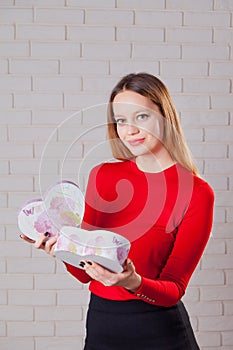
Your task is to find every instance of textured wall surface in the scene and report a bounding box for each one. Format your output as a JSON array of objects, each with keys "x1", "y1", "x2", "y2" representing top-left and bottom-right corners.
[{"x1": 0, "y1": 1, "x2": 232, "y2": 349}]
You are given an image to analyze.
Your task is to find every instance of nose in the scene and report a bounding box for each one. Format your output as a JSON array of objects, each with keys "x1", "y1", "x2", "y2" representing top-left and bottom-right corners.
[{"x1": 126, "y1": 123, "x2": 139, "y2": 135}]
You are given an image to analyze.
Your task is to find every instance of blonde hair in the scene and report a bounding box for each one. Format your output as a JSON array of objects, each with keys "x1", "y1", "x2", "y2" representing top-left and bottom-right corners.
[{"x1": 107, "y1": 73, "x2": 198, "y2": 175}]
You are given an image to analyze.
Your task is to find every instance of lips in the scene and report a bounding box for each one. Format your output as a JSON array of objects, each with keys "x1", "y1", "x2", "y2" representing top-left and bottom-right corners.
[{"x1": 127, "y1": 138, "x2": 145, "y2": 146}]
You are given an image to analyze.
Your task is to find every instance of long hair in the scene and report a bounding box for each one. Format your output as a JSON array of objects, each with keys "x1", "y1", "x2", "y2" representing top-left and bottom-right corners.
[{"x1": 107, "y1": 72, "x2": 198, "y2": 175}]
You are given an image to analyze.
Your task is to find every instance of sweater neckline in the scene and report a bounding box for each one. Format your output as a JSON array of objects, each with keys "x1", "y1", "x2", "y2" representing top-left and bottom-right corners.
[{"x1": 129, "y1": 158, "x2": 178, "y2": 175}]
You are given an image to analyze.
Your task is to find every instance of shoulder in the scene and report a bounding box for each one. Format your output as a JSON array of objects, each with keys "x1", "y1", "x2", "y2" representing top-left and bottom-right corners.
[
  {"x1": 89, "y1": 160, "x2": 131, "y2": 178},
  {"x1": 193, "y1": 175, "x2": 214, "y2": 202}
]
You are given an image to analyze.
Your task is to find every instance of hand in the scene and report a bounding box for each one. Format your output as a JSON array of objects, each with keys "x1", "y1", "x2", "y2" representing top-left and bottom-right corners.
[
  {"x1": 81, "y1": 258, "x2": 142, "y2": 292},
  {"x1": 20, "y1": 233, "x2": 58, "y2": 257}
]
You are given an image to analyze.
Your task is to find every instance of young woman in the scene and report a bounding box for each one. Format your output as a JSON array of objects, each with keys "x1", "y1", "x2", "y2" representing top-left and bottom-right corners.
[{"x1": 21, "y1": 73, "x2": 214, "y2": 349}]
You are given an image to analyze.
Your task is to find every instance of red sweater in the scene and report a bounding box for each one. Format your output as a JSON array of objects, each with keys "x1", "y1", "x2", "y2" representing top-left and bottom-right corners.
[{"x1": 65, "y1": 160, "x2": 214, "y2": 307}]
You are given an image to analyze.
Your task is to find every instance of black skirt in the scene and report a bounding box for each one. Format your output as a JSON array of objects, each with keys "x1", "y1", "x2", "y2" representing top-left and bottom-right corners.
[{"x1": 84, "y1": 293, "x2": 199, "y2": 350}]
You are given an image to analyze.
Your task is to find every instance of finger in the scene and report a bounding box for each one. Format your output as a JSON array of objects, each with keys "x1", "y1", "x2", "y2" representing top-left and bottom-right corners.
[
  {"x1": 44, "y1": 235, "x2": 58, "y2": 256},
  {"x1": 20, "y1": 234, "x2": 35, "y2": 244},
  {"x1": 34, "y1": 233, "x2": 50, "y2": 249}
]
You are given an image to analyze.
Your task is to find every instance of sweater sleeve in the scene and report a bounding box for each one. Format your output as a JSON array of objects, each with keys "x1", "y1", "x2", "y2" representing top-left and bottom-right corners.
[{"x1": 133, "y1": 181, "x2": 214, "y2": 307}]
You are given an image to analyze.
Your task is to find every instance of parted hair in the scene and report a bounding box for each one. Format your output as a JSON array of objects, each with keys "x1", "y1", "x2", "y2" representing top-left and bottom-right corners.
[{"x1": 107, "y1": 72, "x2": 198, "y2": 175}]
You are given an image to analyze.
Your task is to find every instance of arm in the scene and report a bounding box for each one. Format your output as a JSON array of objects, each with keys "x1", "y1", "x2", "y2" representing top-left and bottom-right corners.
[{"x1": 133, "y1": 181, "x2": 214, "y2": 306}]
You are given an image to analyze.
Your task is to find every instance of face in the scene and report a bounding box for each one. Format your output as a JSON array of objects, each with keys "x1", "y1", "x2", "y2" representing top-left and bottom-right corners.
[{"x1": 112, "y1": 90, "x2": 164, "y2": 158}]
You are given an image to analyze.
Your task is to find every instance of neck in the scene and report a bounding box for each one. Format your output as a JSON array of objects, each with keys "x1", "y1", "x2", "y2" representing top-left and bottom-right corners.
[{"x1": 136, "y1": 148, "x2": 175, "y2": 173}]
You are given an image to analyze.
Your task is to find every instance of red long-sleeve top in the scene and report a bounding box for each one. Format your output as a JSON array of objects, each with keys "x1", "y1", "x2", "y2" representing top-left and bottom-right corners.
[{"x1": 65, "y1": 160, "x2": 214, "y2": 307}]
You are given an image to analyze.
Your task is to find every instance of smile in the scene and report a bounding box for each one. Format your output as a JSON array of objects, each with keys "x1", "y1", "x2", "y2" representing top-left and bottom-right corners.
[{"x1": 127, "y1": 138, "x2": 145, "y2": 146}]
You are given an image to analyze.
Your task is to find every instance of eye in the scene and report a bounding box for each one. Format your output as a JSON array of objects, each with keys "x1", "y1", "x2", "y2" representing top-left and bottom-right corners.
[
  {"x1": 114, "y1": 118, "x2": 126, "y2": 124},
  {"x1": 136, "y1": 113, "x2": 149, "y2": 121}
]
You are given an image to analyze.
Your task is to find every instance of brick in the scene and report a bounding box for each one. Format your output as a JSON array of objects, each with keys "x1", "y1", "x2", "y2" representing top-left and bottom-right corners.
[
  {"x1": 14, "y1": 93, "x2": 63, "y2": 109},
  {"x1": 201, "y1": 286, "x2": 233, "y2": 301},
  {"x1": 183, "y1": 78, "x2": 230, "y2": 93},
  {"x1": 199, "y1": 315, "x2": 233, "y2": 331},
  {"x1": 167, "y1": 28, "x2": 212, "y2": 43},
  {"x1": 0, "y1": 175, "x2": 33, "y2": 191},
  {"x1": 133, "y1": 44, "x2": 180, "y2": 59},
  {"x1": 32, "y1": 110, "x2": 80, "y2": 125},
  {"x1": 0, "y1": 0, "x2": 14, "y2": 4},
  {"x1": 181, "y1": 110, "x2": 229, "y2": 127},
  {"x1": 68, "y1": 0, "x2": 115, "y2": 6},
  {"x1": 0, "y1": 290, "x2": 7, "y2": 304},
  {"x1": 117, "y1": 27, "x2": 164, "y2": 42},
  {"x1": 64, "y1": 93, "x2": 108, "y2": 109},
  {"x1": 9, "y1": 290, "x2": 56, "y2": 306},
  {"x1": 57, "y1": 289, "x2": 90, "y2": 305},
  {"x1": 214, "y1": 207, "x2": 226, "y2": 223},
  {"x1": 223, "y1": 331, "x2": 233, "y2": 346},
  {"x1": 8, "y1": 192, "x2": 41, "y2": 208},
  {"x1": 205, "y1": 126, "x2": 233, "y2": 142},
  {"x1": 190, "y1": 269, "x2": 224, "y2": 285},
  {"x1": 159, "y1": 77, "x2": 182, "y2": 93},
  {"x1": 83, "y1": 76, "x2": 119, "y2": 92},
  {"x1": 214, "y1": 28, "x2": 233, "y2": 43},
  {"x1": 0, "y1": 75, "x2": 31, "y2": 91},
  {"x1": 212, "y1": 223, "x2": 233, "y2": 238},
  {"x1": 110, "y1": 60, "x2": 159, "y2": 76},
  {"x1": 0, "y1": 241, "x2": 31, "y2": 257},
  {"x1": 224, "y1": 301, "x2": 233, "y2": 315},
  {"x1": 0, "y1": 321, "x2": 6, "y2": 336},
  {"x1": 173, "y1": 95, "x2": 209, "y2": 109},
  {"x1": 0, "y1": 143, "x2": 33, "y2": 158},
  {"x1": 117, "y1": 0, "x2": 165, "y2": 8},
  {"x1": 0, "y1": 273, "x2": 33, "y2": 289},
  {"x1": 9, "y1": 126, "x2": 56, "y2": 141},
  {"x1": 186, "y1": 301, "x2": 222, "y2": 316},
  {"x1": 85, "y1": 9, "x2": 133, "y2": 25},
  {"x1": 83, "y1": 43, "x2": 131, "y2": 59},
  {"x1": 55, "y1": 321, "x2": 85, "y2": 336},
  {"x1": 34, "y1": 142, "x2": 82, "y2": 159},
  {"x1": 182, "y1": 128, "x2": 204, "y2": 142},
  {"x1": 189, "y1": 142, "x2": 227, "y2": 158},
  {"x1": 215, "y1": 191, "x2": 233, "y2": 206},
  {"x1": 33, "y1": 76, "x2": 82, "y2": 92},
  {"x1": 35, "y1": 8, "x2": 84, "y2": 24},
  {"x1": 0, "y1": 59, "x2": 8, "y2": 73},
  {"x1": 184, "y1": 12, "x2": 230, "y2": 27},
  {"x1": 205, "y1": 160, "x2": 233, "y2": 174},
  {"x1": 227, "y1": 240, "x2": 233, "y2": 253},
  {"x1": 7, "y1": 257, "x2": 56, "y2": 274},
  {"x1": 195, "y1": 332, "x2": 221, "y2": 347},
  {"x1": 0, "y1": 306, "x2": 33, "y2": 320},
  {"x1": 214, "y1": 0, "x2": 233, "y2": 9},
  {"x1": 135, "y1": 11, "x2": 182, "y2": 26},
  {"x1": 16, "y1": 24, "x2": 65, "y2": 40},
  {"x1": 226, "y1": 270, "x2": 233, "y2": 284},
  {"x1": 0, "y1": 41, "x2": 29, "y2": 57},
  {"x1": 211, "y1": 95, "x2": 233, "y2": 109},
  {"x1": 161, "y1": 61, "x2": 208, "y2": 76},
  {"x1": 0, "y1": 125, "x2": 8, "y2": 140},
  {"x1": 202, "y1": 254, "x2": 233, "y2": 269},
  {"x1": 182, "y1": 44, "x2": 230, "y2": 60},
  {"x1": 11, "y1": 59, "x2": 59, "y2": 75},
  {"x1": 0, "y1": 110, "x2": 31, "y2": 124},
  {"x1": 227, "y1": 207, "x2": 233, "y2": 222},
  {"x1": 35, "y1": 337, "x2": 83, "y2": 350},
  {"x1": 0, "y1": 24, "x2": 14, "y2": 40},
  {"x1": 0, "y1": 94, "x2": 12, "y2": 108},
  {"x1": 0, "y1": 8, "x2": 33, "y2": 23},
  {"x1": 0, "y1": 338, "x2": 35, "y2": 350},
  {"x1": 35, "y1": 306, "x2": 82, "y2": 321},
  {"x1": 60, "y1": 59, "x2": 108, "y2": 75},
  {"x1": 0, "y1": 160, "x2": 8, "y2": 174},
  {"x1": 68, "y1": 25, "x2": 114, "y2": 41},
  {"x1": 35, "y1": 274, "x2": 82, "y2": 289},
  {"x1": 83, "y1": 140, "x2": 114, "y2": 159},
  {"x1": 166, "y1": 0, "x2": 213, "y2": 9},
  {"x1": 0, "y1": 193, "x2": 7, "y2": 207},
  {"x1": 202, "y1": 175, "x2": 228, "y2": 190},
  {"x1": 31, "y1": 42, "x2": 81, "y2": 58},
  {"x1": 8, "y1": 321, "x2": 54, "y2": 336},
  {"x1": 15, "y1": 0, "x2": 65, "y2": 5},
  {"x1": 211, "y1": 61, "x2": 233, "y2": 76},
  {"x1": 58, "y1": 126, "x2": 107, "y2": 142}
]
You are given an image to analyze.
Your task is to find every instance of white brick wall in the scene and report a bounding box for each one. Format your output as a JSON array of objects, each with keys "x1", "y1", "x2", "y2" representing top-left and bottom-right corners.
[{"x1": 0, "y1": 1, "x2": 232, "y2": 349}]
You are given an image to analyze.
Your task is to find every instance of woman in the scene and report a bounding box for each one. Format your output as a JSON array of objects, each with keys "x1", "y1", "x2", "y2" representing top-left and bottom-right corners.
[{"x1": 21, "y1": 73, "x2": 214, "y2": 349}]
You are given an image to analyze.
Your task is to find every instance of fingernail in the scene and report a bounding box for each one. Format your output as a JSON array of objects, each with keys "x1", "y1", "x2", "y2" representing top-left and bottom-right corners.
[
  {"x1": 44, "y1": 232, "x2": 50, "y2": 237},
  {"x1": 87, "y1": 261, "x2": 92, "y2": 265},
  {"x1": 79, "y1": 262, "x2": 85, "y2": 267},
  {"x1": 19, "y1": 234, "x2": 23, "y2": 239}
]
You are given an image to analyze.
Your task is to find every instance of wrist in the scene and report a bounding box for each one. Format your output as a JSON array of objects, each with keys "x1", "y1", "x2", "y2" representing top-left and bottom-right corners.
[{"x1": 125, "y1": 273, "x2": 142, "y2": 293}]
